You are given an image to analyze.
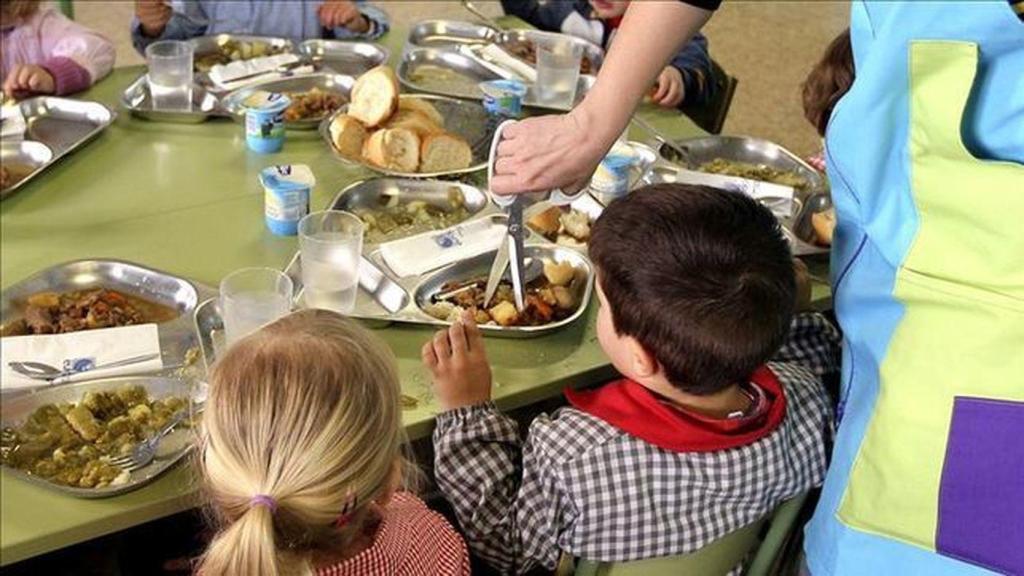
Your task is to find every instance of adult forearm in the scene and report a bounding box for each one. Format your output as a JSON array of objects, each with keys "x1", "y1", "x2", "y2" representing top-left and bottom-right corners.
[{"x1": 575, "y1": 2, "x2": 712, "y2": 144}]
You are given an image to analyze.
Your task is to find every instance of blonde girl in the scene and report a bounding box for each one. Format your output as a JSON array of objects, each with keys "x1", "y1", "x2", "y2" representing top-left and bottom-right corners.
[
  {"x1": 197, "y1": 309, "x2": 469, "y2": 576},
  {"x1": 2, "y1": 0, "x2": 115, "y2": 99}
]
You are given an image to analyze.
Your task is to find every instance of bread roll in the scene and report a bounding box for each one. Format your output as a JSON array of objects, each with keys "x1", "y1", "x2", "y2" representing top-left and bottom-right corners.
[
  {"x1": 811, "y1": 207, "x2": 836, "y2": 246},
  {"x1": 349, "y1": 66, "x2": 399, "y2": 128},
  {"x1": 420, "y1": 133, "x2": 473, "y2": 173},
  {"x1": 385, "y1": 109, "x2": 444, "y2": 138},
  {"x1": 362, "y1": 128, "x2": 421, "y2": 173},
  {"x1": 398, "y1": 97, "x2": 445, "y2": 127},
  {"x1": 528, "y1": 207, "x2": 563, "y2": 238},
  {"x1": 329, "y1": 114, "x2": 367, "y2": 159}
]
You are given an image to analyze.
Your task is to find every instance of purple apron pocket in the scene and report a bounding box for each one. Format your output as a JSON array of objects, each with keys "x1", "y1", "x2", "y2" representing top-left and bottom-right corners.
[{"x1": 936, "y1": 396, "x2": 1024, "y2": 574}]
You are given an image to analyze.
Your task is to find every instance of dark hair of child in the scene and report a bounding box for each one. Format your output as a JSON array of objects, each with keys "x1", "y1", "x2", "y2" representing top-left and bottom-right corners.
[
  {"x1": 588, "y1": 184, "x2": 796, "y2": 395},
  {"x1": 802, "y1": 28, "x2": 854, "y2": 137}
]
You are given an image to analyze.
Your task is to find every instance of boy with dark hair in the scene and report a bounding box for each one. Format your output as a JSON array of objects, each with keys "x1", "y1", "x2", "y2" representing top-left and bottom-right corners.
[{"x1": 425, "y1": 184, "x2": 839, "y2": 574}]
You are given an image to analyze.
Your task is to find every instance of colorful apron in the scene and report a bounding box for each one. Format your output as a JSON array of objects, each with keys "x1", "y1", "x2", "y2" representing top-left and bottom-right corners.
[{"x1": 805, "y1": 2, "x2": 1024, "y2": 575}]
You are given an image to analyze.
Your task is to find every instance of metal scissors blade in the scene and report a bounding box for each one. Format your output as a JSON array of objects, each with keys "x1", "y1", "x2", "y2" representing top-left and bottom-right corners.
[
  {"x1": 506, "y1": 199, "x2": 526, "y2": 311},
  {"x1": 483, "y1": 224, "x2": 510, "y2": 307}
]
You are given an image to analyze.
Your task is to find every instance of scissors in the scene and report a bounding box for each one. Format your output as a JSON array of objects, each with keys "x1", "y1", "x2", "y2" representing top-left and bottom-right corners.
[{"x1": 484, "y1": 120, "x2": 583, "y2": 311}]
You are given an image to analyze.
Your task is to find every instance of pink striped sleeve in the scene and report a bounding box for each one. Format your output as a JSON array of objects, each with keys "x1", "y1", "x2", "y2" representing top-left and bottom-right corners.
[{"x1": 35, "y1": 9, "x2": 115, "y2": 89}]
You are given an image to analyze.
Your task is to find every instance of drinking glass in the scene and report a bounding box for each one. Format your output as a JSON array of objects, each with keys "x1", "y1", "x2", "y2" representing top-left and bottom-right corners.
[
  {"x1": 220, "y1": 267, "x2": 293, "y2": 347},
  {"x1": 535, "y1": 38, "x2": 583, "y2": 108},
  {"x1": 298, "y1": 211, "x2": 364, "y2": 314},
  {"x1": 146, "y1": 40, "x2": 193, "y2": 111}
]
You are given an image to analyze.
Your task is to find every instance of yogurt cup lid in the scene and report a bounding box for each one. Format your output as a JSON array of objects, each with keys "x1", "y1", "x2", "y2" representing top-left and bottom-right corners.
[
  {"x1": 479, "y1": 79, "x2": 527, "y2": 97},
  {"x1": 260, "y1": 164, "x2": 316, "y2": 191},
  {"x1": 243, "y1": 91, "x2": 292, "y2": 112}
]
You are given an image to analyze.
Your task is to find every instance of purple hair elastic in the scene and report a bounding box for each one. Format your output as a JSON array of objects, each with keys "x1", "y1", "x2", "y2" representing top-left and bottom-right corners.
[{"x1": 250, "y1": 494, "x2": 278, "y2": 514}]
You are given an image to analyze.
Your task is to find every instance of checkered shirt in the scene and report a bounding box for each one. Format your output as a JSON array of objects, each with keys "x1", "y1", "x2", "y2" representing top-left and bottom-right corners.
[{"x1": 433, "y1": 312, "x2": 839, "y2": 575}]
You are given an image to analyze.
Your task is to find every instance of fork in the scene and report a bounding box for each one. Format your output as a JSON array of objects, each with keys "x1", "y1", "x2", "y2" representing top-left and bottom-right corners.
[{"x1": 108, "y1": 411, "x2": 189, "y2": 472}]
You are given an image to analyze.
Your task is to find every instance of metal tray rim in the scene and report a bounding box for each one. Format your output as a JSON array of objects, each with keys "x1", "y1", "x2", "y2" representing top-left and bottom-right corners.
[
  {"x1": 119, "y1": 74, "x2": 226, "y2": 124},
  {"x1": 0, "y1": 140, "x2": 54, "y2": 198},
  {"x1": 219, "y1": 72, "x2": 356, "y2": 129}
]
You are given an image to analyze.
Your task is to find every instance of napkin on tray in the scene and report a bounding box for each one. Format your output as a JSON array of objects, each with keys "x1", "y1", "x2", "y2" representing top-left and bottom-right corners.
[
  {"x1": 380, "y1": 218, "x2": 506, "y2": 278},
  {"x1": 208, "y1": 54, "x2": 313, "y2": 91},
  {"x1": 1, "y1": 324, "x2": 163, "y2": 390},
  {"x1": 661, "y1": 168, "x2": 797, "y2": 218},
  {"x1": 479, "y1": 44, "x2": 538, "y2": 83},
  {"x1": 1, "y1": 102, "x2": 26, "y2": 140}
]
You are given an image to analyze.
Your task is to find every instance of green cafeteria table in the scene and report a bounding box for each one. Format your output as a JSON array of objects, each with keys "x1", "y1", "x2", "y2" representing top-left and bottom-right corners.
[{"x1": 0, "y1": 19, "x2": 831, "y2": 567}]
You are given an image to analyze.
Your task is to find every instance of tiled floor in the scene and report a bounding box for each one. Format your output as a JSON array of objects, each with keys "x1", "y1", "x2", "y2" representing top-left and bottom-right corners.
[{"x1": 74, "y1": 0, "x2": 849, "y2": 157}]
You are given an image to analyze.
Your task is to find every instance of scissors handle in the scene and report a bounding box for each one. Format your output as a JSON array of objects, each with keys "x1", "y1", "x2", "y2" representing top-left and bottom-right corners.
[{"x1": 487, "y1": 119, "x2": 586, "y2": 208}]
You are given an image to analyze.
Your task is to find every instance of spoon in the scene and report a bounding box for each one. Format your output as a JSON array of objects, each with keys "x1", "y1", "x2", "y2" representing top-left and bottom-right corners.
[{"x1": 7, "y1": 353, "x2": 162, "y2": 381}]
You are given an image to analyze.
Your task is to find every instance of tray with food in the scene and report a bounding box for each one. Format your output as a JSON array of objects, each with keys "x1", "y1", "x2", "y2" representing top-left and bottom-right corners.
[
  {"x1": 120, "y1": 74, "x2": 223, "y2": 124},
  {"x1": 220, "y1": 73, "x2": 355, "y2": 129},
  {"x1": 1, "y1": 376, "x2": 197, "y2": 497},
  {"x1": 264, "y1": 180, "x2": 594, "y2": 339},
  {"x1": 406, "y1": 19, "x2": 499, "y2": 48},
  {"x1": 298, "y1": 40, "x2": 390, "y2": 77},
  {"x1": 190, "y1": 34, "x2": 294, "y2": 74},
  {"x1": 1, "y1": 260, "x2": 216, "y2": 381},
  {"x1": 525, "y1": 193, "x2": 605, "y2": 250},
  {"x1": 494, "y1": 29, "x2": 603, "y2": 75},
  {"x1": 4, "y1": 97, "x2": 115, "y2": 197},
  {"x1": 397, "y1": 47, "x2": 595, "y2": 112},
  {"x1": 1, "y1": 140, "x2": 52, "y2": 199},
  {"x1": 321, "y1": 66, "x2": 493, "y2": 177}
]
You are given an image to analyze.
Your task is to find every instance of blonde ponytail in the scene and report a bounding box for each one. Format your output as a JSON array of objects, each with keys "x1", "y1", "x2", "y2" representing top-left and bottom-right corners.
[{"x1": 196, "y1": 309, "x2": 405, "y2": 576}]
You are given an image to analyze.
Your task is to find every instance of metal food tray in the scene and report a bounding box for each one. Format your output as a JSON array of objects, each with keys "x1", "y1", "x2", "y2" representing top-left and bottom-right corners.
[
  {"x1": 218, "y1": 73, "x2": 355, "y2": 130},
  {"x1": 3, "y1": 97, "x2": 115, "y2": 197},
  {"x1": 643, "y1": 135, "x2": 830, "y2": 256},
  {"x1": 190, "y1": 34, "x2": 294, "y2": 79},
  {"x1": 319, "y1": 94, "x2": 495, "y2": 178},
  {"x1": 0, "y1": 140, "x2": 53, "y2": 199},
  {"x1": 1, "y1": 259, "x2": 218, "y2": 381},
  {"x1": 494, "y1": 29, "x2": 604, "y2": 73},
  {"x1": 397, "y1": 47, "x2": 595, "y2": 112},
  {"x1": 407, "y1": 20, "x2": 499, "y2": 47},
  {"x1": 1, "y1": 376, "x2": 197, "y2": 498},
  {"x1": 120, "y1": 74, "x2": 224, "y2": 124},
  {"x1": 298, "y1": 40, "x2": 390, "y2": 77}
]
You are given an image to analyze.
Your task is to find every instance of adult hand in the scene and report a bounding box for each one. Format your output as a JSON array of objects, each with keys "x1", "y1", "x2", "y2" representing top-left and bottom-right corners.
[
  {"x1": 3, "y1": 65, "x2": 56, "y2": 99},
  {"x1": 422, "y1": 310, "x2": 493, "y2": 411},
  {"x1": 651, "y1": 66, "x2": 685, "y2": 108},
  {"x1": 135, "y1": 0, "x2": 172, "y2": 38},
  {"x1": 319, "y1": 0, "x2": 369, "y2": 33},
  {"x1": 490, "y1": 107, "x2": 609, "y2": 196}
]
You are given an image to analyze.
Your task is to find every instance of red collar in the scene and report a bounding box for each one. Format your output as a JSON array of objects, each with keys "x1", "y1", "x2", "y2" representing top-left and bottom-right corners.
[{"x1": 565, "y1": 366, "x2": 787, "y2": 453}]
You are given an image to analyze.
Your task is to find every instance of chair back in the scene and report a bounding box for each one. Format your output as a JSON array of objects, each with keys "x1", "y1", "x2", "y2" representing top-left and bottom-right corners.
[{"x1": 680, "y1": 58, "x2": 739, "y2": 134}]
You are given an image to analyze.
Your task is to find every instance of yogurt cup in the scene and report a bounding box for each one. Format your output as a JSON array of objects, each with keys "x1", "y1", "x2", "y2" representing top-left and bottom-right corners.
[
  {"x1": 589, "y1": 141, "x2": 640, "y2": 202},
  {"x1": 480, "y1": 79, "x2": 527, "y2": 118},
  {"x1": 243, "y1": 91, "x2": 291, "y2": 154},
  {"x1": 260, "y1": 164, "x2": 315, "y2": 235}
]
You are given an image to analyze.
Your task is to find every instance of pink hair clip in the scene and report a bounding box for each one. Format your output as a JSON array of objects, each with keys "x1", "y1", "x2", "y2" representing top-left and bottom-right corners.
[{"x1": 334, "y1": 491, "x2": 358, "y2": 528}]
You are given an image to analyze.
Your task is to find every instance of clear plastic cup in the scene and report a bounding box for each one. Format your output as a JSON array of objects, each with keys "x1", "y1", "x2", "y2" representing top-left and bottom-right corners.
[
  {"x1": 298, "y1": 211, "x2": 364, "y2": 314},
  {"x1": 146, "y1": 40, "x2": 193, "y2": 111},
  {"x1": 535, "y1": 38, "x2": 583, "y2": 108},
  {"x1": 220, "y1": 267, "x2": 293, "y2": 347}
]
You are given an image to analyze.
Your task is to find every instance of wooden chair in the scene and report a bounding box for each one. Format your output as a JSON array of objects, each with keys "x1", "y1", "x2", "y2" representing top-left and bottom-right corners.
[
  {"x1": 560, "y1": 493, "x2": 809, "y2": 576},
  {"x1": 680, "y1": 58, "x2": 739, "y2": 135}
]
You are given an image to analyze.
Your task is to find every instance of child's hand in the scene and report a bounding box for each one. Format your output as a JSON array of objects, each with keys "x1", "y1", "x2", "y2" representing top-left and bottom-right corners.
[
  {"x1": 319, "y1": 0, "x2": 369, "y2": 33},
  {"x1": 3, "y1": 65, "x2": 56, "y2": 99},
  {"x1": 135, "y1": 0, "x2": 172, "y2": 38},
  {"x1": 793, "y1": 257, "x2": 812, "y2": 312},
  {"x1": 422, "y1": 310, "x2": 493, "y2": 411},
  {"x1": 650, "y1": 66, "x2": 685, "y2": 108}
]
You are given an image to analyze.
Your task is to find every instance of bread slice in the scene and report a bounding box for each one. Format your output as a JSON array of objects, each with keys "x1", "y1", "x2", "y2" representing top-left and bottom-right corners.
[
  {"x1": 398, "y1": 97, "x2": 444, "y2": 127},
  {"x1": 363, "y1": 128, "x2": 420, "y2": 173},
  {"x1": 385, "y1": 109, "x2": 444, "y2": 138},
  {"x1": 329, "y1": 114, "x2": 367, "y2": 159},
  {"x1": 527, "y1": 207, "x2": 563, "y2": 239},
  {"x1": 811, "y1": 207, "x2": 836, "y2": 246},
  {"x1": 349, "y1": 66, "x2": 399, "y2": 128},
  {"x1": 420, "y1": 133, "x2": 473, "y2": 173}
]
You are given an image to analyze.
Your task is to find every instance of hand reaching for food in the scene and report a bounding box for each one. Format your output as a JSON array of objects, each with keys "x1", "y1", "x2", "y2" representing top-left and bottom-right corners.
[
  {"x1": 135, "y1": 0, "x2": 172, "y2": 38},
  {"x1": 318, "y1": 0, "x2": 369, "y2": 32},
  {"x1": 422, "y1": 310, "x2": 494, "y2": 411},
  {"x1": 650, "y1": 66, "x2": 685, "y2": 108},
  {"x1": 3, "y1": 65, "x2": 55, "y2": 99}
]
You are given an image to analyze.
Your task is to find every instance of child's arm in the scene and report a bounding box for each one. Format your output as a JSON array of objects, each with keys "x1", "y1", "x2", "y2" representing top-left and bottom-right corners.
[
  {"x1": 424, "y1": 312, "x2": 573, "y2": 574},
  {"x1": 34, "y1": 10, "x2": 115, "y2": 95},
  {"x1": 666, "y1": 32, "x2": 715, "y2": 108},
  {"x1": 131, "y1": 0, "x2": 206, "y2": 55},
  {"x1": 319, "y1": 0, "x2": 390, "y2": 40}
]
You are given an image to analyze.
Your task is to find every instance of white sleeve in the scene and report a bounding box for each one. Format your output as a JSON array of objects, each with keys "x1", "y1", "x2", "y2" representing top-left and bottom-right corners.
[{"x1": 560, "y1": 12, "x2": 604, "y2": 46}]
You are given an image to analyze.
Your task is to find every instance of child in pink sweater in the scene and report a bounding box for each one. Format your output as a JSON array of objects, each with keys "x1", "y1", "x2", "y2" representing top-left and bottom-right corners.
[{"x1": 2, "y1": 0, "x2": 115, "y2": 99}]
